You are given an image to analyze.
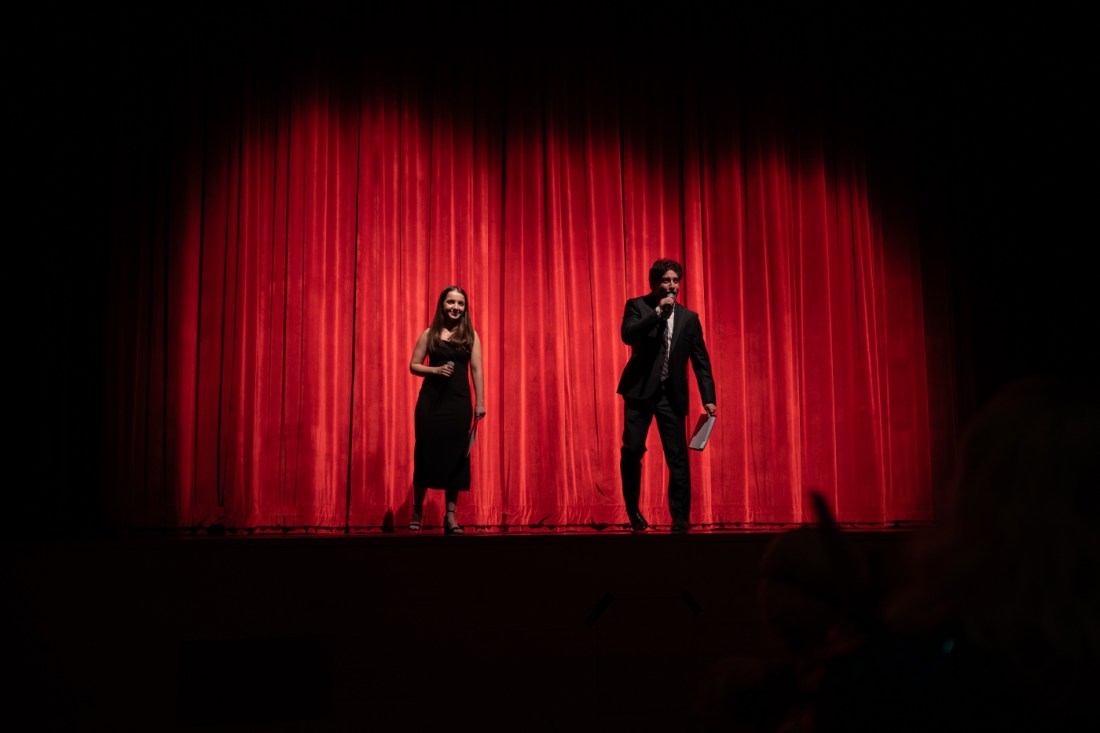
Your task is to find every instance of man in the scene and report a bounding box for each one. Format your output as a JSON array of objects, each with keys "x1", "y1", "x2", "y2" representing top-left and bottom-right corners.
[{"x1": 618, "y1": 259, "x2": 717, "y2": 533}]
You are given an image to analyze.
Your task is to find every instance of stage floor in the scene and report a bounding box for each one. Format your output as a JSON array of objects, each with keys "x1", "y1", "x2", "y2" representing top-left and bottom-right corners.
[
  {"x1": 8, "y1": 528, "x2": 917, "y2": 732},
  {"x1": 123, "y1": 520, "x2": 926, "y2": 537}
]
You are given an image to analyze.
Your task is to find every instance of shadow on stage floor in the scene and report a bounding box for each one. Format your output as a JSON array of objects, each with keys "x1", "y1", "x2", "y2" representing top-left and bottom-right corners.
[{"x1": 7, "y1": 527, "x2": 915, "y2": 732}]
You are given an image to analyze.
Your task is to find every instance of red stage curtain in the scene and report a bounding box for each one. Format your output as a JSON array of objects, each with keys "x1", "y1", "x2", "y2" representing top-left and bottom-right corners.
[{"x1": 104, "y1": 52, "x2": 939, "y2": 530}]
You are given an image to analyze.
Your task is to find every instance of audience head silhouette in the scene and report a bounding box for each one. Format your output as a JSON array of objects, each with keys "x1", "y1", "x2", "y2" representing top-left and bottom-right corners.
[{"x1": 757, "y1": 493, "x2": 876, "y2": 660}]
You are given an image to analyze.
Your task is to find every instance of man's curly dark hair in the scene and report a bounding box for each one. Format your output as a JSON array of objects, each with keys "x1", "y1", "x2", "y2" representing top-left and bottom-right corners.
[{"x1": 648, "y1": 259, "x2": 683, "y2": 290}]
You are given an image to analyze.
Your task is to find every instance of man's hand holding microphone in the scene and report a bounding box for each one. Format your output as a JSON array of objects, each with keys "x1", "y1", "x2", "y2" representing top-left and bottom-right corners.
[{"x1": 659, "y1": 288, "x2": 676, "y2": 319}]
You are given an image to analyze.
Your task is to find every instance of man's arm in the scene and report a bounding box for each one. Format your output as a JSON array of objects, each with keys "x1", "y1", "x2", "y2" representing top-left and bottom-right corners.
[
  {"x1": 620, "y1": 298, "x2": 661, "y2": 345},
  {"x1": 689, "y1": 319, "x2": 717, "y2": 414}
]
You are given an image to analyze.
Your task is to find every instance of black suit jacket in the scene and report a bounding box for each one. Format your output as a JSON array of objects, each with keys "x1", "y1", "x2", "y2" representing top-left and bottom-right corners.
[{"x1": 617, "y1": 294, "x2": 716, "y2": 416}]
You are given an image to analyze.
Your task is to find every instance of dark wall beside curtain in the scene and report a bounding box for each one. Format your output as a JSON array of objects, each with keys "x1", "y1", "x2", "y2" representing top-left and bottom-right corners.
[{"x1": 11, "y1": 3, "x2": 1094, "y2": 536}]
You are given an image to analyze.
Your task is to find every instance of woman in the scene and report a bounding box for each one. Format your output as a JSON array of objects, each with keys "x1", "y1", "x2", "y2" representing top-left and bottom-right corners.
[{"x1": 408, "y1": 286, "x2": 486, "y2": 534}]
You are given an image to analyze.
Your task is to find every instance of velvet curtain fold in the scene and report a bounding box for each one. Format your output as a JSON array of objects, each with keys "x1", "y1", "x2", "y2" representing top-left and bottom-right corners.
[{"x1": 105, "y1": 52, "x2": 938, "y2": 530}]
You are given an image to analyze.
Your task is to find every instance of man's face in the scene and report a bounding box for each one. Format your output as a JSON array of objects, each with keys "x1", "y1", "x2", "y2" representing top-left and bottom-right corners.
[{"x1": 653, "y1": 270, "x2": 680, "y2": 298}]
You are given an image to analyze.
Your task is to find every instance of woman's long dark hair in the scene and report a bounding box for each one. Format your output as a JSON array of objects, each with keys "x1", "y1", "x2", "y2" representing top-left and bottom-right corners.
[{"x1": 427, "y1": 286, "x2": 474, "y2": 352}]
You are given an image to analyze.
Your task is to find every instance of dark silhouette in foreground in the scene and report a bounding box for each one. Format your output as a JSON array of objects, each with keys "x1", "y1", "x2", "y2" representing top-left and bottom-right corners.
[{"x1": 696, "y1": 377, "x2": 1100, "y2": 732}]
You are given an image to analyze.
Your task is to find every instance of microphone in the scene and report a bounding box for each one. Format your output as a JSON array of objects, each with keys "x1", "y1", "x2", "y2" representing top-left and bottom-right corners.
[{"x1": 661, "y1": 289, "x2": 677, "y2": 316}]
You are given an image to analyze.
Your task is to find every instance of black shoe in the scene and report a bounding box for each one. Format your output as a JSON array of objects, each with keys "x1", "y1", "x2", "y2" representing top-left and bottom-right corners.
[
  {"x1": 628, "y1": 511, "x2": 649, "y2": 532},
  {"x1": 670, "y1": 519, "x2": 690, "y2": 533},
  {"x1": 443, "y1": 510, "x2": 464, "y2": 535}
]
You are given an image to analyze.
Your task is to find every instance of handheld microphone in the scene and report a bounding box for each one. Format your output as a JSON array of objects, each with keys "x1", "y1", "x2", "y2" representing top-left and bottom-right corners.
[{"x1": 662, "y1": 289, "x2": 677, "y2": 316}]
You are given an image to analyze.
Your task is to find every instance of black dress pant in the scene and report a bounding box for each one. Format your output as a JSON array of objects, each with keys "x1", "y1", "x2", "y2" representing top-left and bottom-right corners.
[{"x1": 620, "y1": 381, "x2": 690, "y2": 522}]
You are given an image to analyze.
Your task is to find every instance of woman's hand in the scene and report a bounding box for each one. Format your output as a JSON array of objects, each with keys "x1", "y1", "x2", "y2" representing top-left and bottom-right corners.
[
  {"x1": 475, "y1": 404, "x2": 487, "y2": 420},
  {"x1": 437, "y1": 362, "x2": 455, "y2": 377}
]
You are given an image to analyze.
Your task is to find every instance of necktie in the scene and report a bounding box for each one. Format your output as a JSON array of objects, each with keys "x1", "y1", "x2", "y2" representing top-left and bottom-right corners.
[{"x1": 660, "y1": 314, "x2": 672, "y2": 381}]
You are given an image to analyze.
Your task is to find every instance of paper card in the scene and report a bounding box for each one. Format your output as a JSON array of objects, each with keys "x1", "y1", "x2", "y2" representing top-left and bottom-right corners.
[{"x1": 689, "y1": 413, "x2": 716, "y2": 451}]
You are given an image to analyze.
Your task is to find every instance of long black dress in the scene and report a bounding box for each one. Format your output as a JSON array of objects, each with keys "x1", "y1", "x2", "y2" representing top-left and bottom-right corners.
[{"x1": 413, "y1": 340, "x2": 472, "y2": 491}]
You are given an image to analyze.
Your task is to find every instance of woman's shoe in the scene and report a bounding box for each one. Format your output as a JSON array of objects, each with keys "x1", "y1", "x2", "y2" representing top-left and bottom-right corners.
[
  {"x1": 408, "y1": 511, "x2": 422, "y2": 532},
  {"x1": 443, "y1": 510, "x2": 464, "y2": 535}
]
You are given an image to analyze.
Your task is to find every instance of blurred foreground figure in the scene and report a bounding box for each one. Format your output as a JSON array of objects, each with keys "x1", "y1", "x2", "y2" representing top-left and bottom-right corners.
[
  {"x1": 695, "y1": 377, "x2": 1099, "y2": 732},
  {"x1": 813, "y1": 377, "x2": 1100, "y2": 732}
]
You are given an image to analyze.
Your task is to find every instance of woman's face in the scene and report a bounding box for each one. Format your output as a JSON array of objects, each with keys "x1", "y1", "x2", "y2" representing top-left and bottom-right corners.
[{"x1": 442, "y1": 290, "x2": 466, "y2": 322}]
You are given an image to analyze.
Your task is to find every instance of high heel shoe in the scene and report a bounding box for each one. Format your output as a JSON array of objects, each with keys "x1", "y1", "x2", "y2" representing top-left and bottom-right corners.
[
  {"x1": 408, "y1": 510, "x2": 422, "y2": 532},
  {"x1": 443, "y1": 510, "x2": 464, "y2": 535}
]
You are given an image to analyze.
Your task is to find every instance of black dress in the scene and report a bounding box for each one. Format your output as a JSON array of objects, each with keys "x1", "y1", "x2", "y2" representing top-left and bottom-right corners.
[{"x1": 413, "y1": 340, "x2": 473, "y2": 491}]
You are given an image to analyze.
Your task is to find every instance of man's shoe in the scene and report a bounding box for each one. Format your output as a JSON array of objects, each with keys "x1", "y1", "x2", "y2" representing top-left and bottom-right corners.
[
  {"x1": 628, "y1": 511, "x2": 649, "y2": 532},
  {"x1": 670, "y1": 519, "x2": 690, "y2": 533}
]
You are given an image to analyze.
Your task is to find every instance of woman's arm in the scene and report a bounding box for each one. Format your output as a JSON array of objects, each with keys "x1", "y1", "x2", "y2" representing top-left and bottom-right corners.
[
  {"x1": 470, "y1": 330, "x2": 486, "y2": 419},
  {"x1": 409, "y1": 329, "x2": 452, "y2": 377}
]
